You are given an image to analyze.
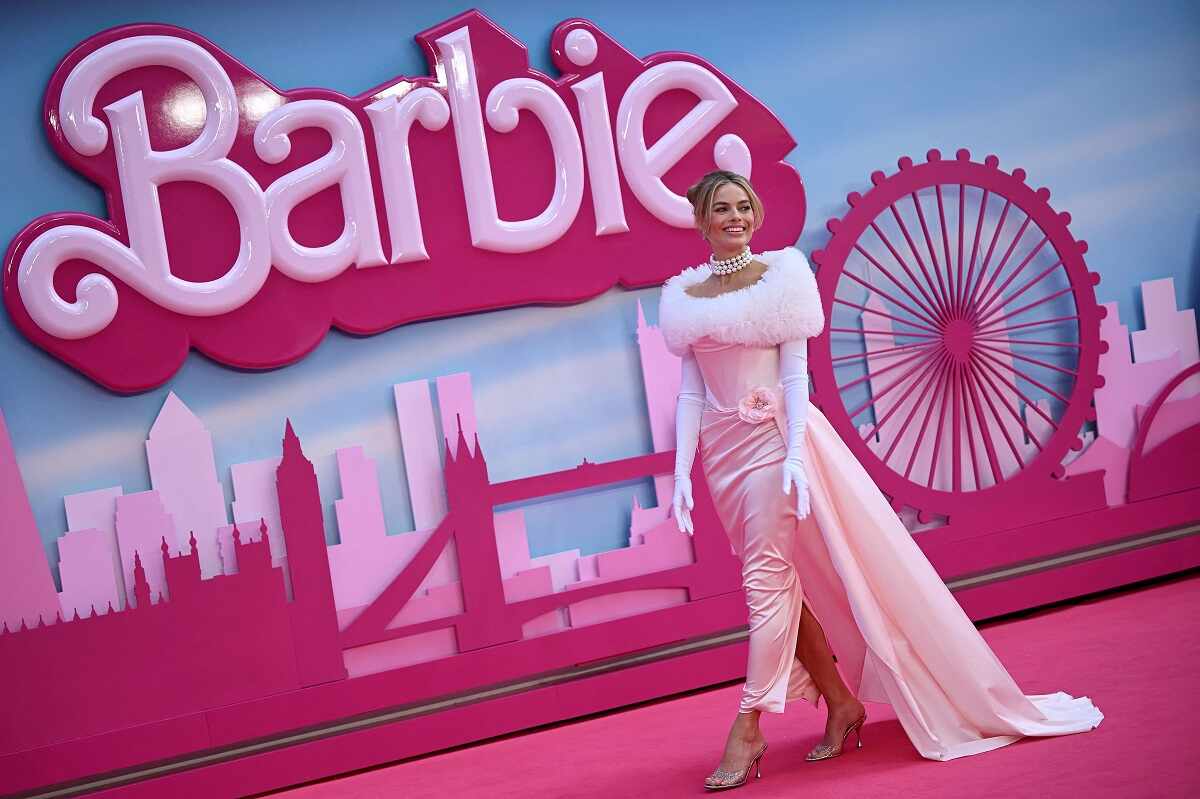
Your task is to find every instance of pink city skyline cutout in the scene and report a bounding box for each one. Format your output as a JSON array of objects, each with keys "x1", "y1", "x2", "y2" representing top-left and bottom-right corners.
[
  {"x1": 0, "y1": 273, "x2": 1196, "y2": 797},
  {"x1": 0, "y1": 293, "x2": 755, "y2": 795},
  {"x1": 2, "y1": 274, "x2": 1197, "y2": 648}
]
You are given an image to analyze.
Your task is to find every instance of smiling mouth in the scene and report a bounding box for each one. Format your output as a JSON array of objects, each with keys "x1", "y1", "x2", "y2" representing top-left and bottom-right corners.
[{"x1": 724, "y1": 226, "x2": 746, "y2": 234}]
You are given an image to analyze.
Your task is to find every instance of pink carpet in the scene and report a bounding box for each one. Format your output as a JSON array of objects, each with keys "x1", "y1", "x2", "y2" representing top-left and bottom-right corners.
[{"x1": 268, "y1": 573, "x2": 1200, "y2": 799}]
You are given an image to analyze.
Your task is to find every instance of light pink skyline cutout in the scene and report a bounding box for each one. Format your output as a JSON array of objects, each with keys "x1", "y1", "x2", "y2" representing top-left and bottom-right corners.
[
  {"x1": 17, "y1": 277, "x2": 1200, "y2": 633},
  {"x1": 1067, "y1": 279, "x2": 1199, "y2": 505},
  {"x1": 146, "y1": 393, "x2": 230, "y2": 579},
  {"x1": 56, "y1": 528, "x2": 121, "y2": 620},
  {"x1": 63, "y1": 486, "x2": 125, "y2": 608},
  {"x1": 394, "y1": 380, "x2": 446, "y2": 530},
  {"x1": 3, "y1": 313, "x2": 705, "y2": 680},
  {"x1": 113, "y1": 491, "x2": 176, "y2": 606}
]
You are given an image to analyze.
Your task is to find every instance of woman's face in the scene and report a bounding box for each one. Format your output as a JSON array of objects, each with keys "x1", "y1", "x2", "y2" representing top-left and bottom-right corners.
[{"x1": 704, "y1": 182, "x2": 755, "y2": 256}]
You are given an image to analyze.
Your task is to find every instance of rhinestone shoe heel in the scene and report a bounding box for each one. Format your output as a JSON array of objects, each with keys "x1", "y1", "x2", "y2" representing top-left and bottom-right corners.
[
  {"x1": 805, "y1": 711, "x2": 866, "y2": 762},
  {"x1": 704, "y1": 743, "x2": 767, "y2": 791}
]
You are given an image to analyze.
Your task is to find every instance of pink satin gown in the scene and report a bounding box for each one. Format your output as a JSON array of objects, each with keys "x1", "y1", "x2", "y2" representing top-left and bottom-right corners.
[{"x1": 690, "y1": 335, "x2": 1104, "y2": 761}]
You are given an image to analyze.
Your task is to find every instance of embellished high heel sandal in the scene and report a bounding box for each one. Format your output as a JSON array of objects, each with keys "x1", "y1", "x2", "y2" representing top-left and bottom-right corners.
[
  {"x1": 805, "y1": 712, "x2": 866, "y2": 762},
  {"x1": 704, "y1": 743, "x2": 767, "y2": 791}
]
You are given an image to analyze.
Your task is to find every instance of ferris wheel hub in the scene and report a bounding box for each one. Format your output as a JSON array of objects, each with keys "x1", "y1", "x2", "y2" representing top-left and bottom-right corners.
[{"x1": 943, "y1": 319, "x2": 976, "y2": 363}]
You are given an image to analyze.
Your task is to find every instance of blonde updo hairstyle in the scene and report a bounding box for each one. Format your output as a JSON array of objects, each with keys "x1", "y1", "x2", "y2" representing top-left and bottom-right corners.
[{"x1": 685, "y1": 170, "x2": 765, "y2": 240}]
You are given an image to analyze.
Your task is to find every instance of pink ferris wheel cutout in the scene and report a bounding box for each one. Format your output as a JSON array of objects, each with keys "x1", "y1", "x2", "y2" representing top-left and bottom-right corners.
[{"x1": 810, "y1": 149, "x2": 1107, "y2": 523}]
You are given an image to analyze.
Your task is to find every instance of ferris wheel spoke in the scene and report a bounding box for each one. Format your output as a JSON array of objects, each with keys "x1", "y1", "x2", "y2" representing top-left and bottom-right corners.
[
  {"x1": 910, "y1": 192, "x2": 955, "y2": 316},
  {"x1": 830, "y1": 326, "x2": 941, "y2": 340},
  {"x1": 969, "y1": 215, "x2": 1033, "y2": 318},
  {"x1": 971, "y1": 352, "x2": 1059, "y2": 433},
  {"x1": 851, "y1": 347, "x2": 944, "y2": 429},
  {"x1": 840, "y1": 267, "x2": 942, "y2": 329},
  {"x1": 832, "y1": 340, "x2": 938, "y2": 365},
  {"x1": 852, "y1": 243, "x2": 945, "y2": 325},
  {"x1": 974, "y1": 238, "x2": 1053, "y2": 322},
  {"x1": 969, "y1": 355, "x2": 1048, "y2": 452},
  {"x1": 955, "y1": 185, "x2": 966, "y2": 317},
  {"x1": 878, "y1": 385, "x2": 927, "y2": 465},
  {"x1": 925, "y1": 357, "x2": 956, "y2": 488},
  {"x1": 950, "y1": 363, "x2": 962, "y2": 491},
  {"x1": 834, "y1": 298, "x2": 943, "y2": 335},
  {"x1": 962, "y1": 189, "x2": 990, "y2": 319},
  {"x1": 967, "y1": 360, "x2": 1025, "y2": 468},
  {"x1": 973, "y1": 346, "x2": 1072, "y2": 406},
  {"x1": 959, "y1": 365, "x2": 983, "y2": 490},
  {"x1": 935, "y1": 185, "x2": 955, "y2": 307},
  {"x1": 886, "y1": 207, "x2": 951, "y2": 321},
  {"x1": 975, "y1": 337, "x2": 1080, "y2": 350},
  {"x1": 976, "y1": 340, "x2": 1078, "y2": 380},
  {"x1": 976, "y1": 263, "x2": 1065, "y2": 332},
  {"x1": 976, "y1": 286, "x2": 1074, "y2": 330},
  {"x1": 977, "y1": 259, "x2": 1062, "y2": 328},
  {"x1": 965, "y1": 198, "x2": 1011, "y2": 312},
  {"x1": 976, "y1": 313, "x2": 1080, "y2": 337},
  {"x1": 878, "y1": 352, "x2": 950, "y2": 463},
  {"x1": 868, "y1": 221, "x2": 948, "y2": 323},
  {"x1": 962, "y1": 362, "x2": 1005, "y2": 484},
  {"x1": 903, "y1": 354, "x2": 953, "y2": 479},
  {"x1": 839, "y1": 345, "x2": 938, "y2": 395}
]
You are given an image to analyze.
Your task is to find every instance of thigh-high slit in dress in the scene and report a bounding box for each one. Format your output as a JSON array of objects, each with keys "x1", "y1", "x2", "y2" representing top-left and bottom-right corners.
[{"x1": 660, "y1": 247, "x2": 1102, "y2": 761}]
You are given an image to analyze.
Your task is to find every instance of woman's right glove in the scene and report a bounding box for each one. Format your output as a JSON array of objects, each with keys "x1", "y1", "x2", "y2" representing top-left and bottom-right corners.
[{"x1": 672, "y1": 350, "x2": 706, "y2": 534}]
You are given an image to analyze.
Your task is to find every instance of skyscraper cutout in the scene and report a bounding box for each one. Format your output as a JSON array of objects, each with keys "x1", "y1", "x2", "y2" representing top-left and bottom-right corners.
[{"x1": 146, "y1": 393, "x2": 229, "y2": 578}]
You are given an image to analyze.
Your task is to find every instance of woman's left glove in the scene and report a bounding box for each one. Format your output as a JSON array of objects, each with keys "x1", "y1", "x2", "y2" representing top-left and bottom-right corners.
[
  {"x1": 781, "y1": 457, "x2": 810, "y2": 519},
  {"x1": 779, "y1": 338, "x2": 811, "y2": 519}
]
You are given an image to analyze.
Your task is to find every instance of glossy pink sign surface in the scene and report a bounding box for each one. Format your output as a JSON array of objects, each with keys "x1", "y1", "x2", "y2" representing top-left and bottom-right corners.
[{"x1": 2, "y1": 11, "x2": 805, "y2": 393}]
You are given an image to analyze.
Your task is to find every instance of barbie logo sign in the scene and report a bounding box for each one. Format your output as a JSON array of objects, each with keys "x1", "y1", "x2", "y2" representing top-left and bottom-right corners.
[{"x1": 3, "y1": 11, "x2": 804, "y2": 392}]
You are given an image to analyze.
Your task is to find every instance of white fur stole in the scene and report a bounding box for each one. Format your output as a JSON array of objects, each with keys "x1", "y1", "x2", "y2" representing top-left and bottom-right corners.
[{"x1": 657, "y1": 247, "x2": 825, "y2": 356}]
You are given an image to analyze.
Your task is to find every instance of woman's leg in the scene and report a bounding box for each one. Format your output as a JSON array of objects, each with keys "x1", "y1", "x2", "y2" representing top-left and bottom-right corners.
[
  {"x1": 708, "y1": 514, "x2": 799, "y2": 783},
  {"x1": 795, "y1": 604, "x2": 865, "y2": 747},
  {"x1": 710, "y1": 709, "x2": 765, "y2": 776}
]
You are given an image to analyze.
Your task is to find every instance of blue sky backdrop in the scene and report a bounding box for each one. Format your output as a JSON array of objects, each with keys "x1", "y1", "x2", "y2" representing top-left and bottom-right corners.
[{"x1": 0, "y1": 0, "x2": 1197, "y2": 584}]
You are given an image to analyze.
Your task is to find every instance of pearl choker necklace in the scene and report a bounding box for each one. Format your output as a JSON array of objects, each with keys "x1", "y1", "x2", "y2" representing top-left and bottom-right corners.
[{"x1": 709, "y1": 248, "x2": 753, "y2": 275}]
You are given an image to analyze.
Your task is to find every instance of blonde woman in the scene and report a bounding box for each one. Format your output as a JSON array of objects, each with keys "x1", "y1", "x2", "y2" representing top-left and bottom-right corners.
[{"x1": 657, "y1": 171, "x2": 1102, "y2": 791}]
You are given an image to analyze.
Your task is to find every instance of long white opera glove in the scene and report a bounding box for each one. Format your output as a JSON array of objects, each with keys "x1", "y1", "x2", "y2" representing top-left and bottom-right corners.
[
  {"x1": 672, "y1": 349, "x2": 706, "y2": 534},
  {"x1": 779, "y1": 338, "x2": 811, "y2": 518}
]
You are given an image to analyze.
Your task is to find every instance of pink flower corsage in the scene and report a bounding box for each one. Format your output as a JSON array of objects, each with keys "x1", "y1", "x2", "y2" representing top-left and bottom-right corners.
[{"x1": 737, "y1": 386, "x2": 779, "y2": 425}]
